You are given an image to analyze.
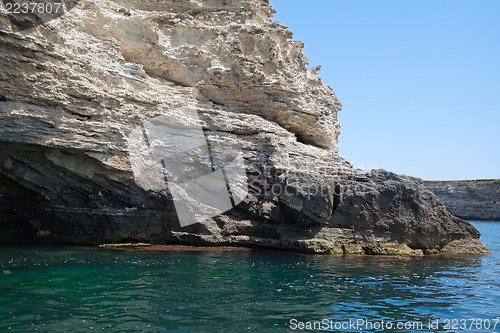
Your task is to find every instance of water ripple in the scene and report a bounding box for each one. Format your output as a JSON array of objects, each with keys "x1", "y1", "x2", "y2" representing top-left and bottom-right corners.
[{"x1": 0, "y1": 221, "x2": 499, "y2": 332}]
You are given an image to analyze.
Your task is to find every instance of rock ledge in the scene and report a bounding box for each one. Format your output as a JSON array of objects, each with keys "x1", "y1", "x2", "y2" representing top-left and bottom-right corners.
[{"x1": 0, "y1": 0, "x2": 488, "y2": 255}]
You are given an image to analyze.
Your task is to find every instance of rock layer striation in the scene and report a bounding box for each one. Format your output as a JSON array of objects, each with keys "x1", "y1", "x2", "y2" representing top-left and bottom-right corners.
[
  {"x1": 0, "y1": 0, "x2": 488, "y2": 254},
  {"x1": 425, "y1": 180, "x2": 500, "y2": 221}
]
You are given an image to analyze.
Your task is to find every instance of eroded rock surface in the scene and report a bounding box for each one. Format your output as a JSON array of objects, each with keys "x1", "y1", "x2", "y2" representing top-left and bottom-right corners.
[
  {"x1": 425, "y1": 180, "x2": 500, "y2": 221},
  {"x1": 0, "y1": 0, "x2": 488, "y2": 254}
]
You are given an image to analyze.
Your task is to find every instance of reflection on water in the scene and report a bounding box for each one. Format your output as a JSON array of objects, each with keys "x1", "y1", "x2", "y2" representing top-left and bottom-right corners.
[{"x1": 0, "y1": 221, "x2": 499, "y2": 332}]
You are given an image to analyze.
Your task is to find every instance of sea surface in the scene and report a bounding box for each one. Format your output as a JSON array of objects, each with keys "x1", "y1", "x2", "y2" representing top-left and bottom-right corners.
[{"x1": 1, "y1": 221, "x2": 499, "y2": 332}]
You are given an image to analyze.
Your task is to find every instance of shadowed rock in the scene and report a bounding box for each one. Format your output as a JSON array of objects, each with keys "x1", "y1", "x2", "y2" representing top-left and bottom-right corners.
[{"x1": 0, "y1": 0, "x2": 488, "y2": 254}]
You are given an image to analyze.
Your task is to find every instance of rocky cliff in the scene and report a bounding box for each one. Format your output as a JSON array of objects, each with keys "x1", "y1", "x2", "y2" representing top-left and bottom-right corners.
[
  {"x1": 0, "y1": 0, "x2": 488, "y2": 254},
  {"x1": 424, "y1": 180, "x2": 500, "y2": 221}
]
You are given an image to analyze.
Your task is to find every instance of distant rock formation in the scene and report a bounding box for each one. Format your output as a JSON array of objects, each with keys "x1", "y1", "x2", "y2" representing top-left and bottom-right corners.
[
  {"x1": 424, "y1": 180, "x2": 500, "y2": 221},
  {"x1": 0, "y1": 0, "x2": 488, "y2": 254}
]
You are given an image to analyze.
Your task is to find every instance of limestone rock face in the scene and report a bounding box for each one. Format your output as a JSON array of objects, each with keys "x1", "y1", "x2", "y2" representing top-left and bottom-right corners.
[
  {"x1": 424, "y1": 180, "x2": 500, "y2": 221},
  {"x1": 0, "y1": 0, "x2": 488, "y2": 254}
]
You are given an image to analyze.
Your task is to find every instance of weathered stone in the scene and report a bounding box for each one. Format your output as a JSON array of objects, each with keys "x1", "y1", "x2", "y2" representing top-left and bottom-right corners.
[
  {"x1": 0, "y1": 0, "x2": 488, "y2": 254},
  {"x1": 425, "y1": 180, "x2": 500, "y2": 221}
]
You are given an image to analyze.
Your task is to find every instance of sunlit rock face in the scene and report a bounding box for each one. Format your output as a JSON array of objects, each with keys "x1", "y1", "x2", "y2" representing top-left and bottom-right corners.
[
  {"x1": 425, "y1": 180, "x2": 500, "y2": 221},
  {"x1": 0, "y1": 0, "x2": 488, "y2": 254}
]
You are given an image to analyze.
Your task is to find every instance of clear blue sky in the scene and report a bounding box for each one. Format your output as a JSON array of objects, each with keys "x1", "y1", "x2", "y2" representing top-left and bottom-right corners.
[{"x1": 271, "y1": 0, "x2": 499, "y2": 180}]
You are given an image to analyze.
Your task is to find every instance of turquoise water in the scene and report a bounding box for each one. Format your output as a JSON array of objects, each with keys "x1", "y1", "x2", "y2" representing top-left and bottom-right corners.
[{"x1": 1, "y1": 221, "x2": 499, "y2": 332}]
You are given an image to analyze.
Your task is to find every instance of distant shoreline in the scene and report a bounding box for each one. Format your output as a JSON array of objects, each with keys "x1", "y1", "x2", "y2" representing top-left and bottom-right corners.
[{"x1": 424, "y1": 179, "x2": 500, "y2": 221}]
